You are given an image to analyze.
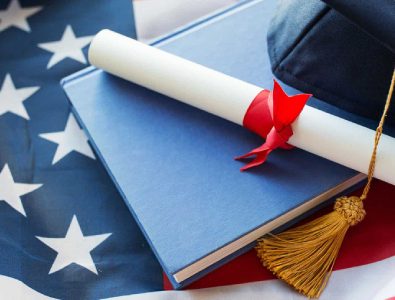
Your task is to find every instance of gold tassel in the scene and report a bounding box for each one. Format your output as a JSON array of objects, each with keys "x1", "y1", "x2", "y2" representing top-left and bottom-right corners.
[
  {"x1": 256, "y1": 68, "x2": 395, "y2": 298},
  {"x1": 256, "y1": 196, "x2": 365, "y2": 298}
]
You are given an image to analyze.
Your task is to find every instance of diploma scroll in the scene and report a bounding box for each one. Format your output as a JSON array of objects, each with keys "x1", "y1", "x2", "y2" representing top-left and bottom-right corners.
[{"x1": 89, "y1": 30, "x2": 395, "y2": 186}]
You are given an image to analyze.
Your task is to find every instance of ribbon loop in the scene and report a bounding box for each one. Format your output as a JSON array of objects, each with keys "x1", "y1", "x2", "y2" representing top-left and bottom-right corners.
[{"x1": 236, "y1": 80, "x2": 311, "y2": 171}]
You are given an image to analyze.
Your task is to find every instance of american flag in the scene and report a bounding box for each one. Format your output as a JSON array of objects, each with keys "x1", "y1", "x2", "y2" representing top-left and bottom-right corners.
[
  {"x1": 0, "y1": 0, "x2": 163, "y2": 298},
  {"x1": 1, "y1": 0, "x2": 395, "y2": 299}
]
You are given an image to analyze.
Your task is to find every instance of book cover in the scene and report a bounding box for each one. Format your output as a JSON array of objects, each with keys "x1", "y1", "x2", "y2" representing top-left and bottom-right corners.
[{"x1": 62, "y1": 0, "x2": 365, "y2": 288}]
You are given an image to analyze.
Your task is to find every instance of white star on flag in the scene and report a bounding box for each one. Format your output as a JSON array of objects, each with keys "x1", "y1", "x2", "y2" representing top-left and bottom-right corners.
[
  {"x1": 0, "y1": 164, "x2": 42, "y2": 217},
  {"x1": 0, "y1": 0, "x2": 42, "y2": 32},
  {"x1": 39, "y1": 113, "x2": 95, "y2": 165},
  {"x1": 36, "y1": 215, "x2": 112, "y2": 275},
  {"x1": 0, "y1": 73, "x2": 40, "y2": 120},
  {"x1": 38, "y1": 25, "x2": 93, "y2": 69}
]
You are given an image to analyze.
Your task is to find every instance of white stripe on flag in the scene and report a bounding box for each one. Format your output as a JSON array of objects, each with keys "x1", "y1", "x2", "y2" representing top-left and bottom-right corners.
[
  {"x1": 0, "y1": 275, "x2": 57, "y2": 300},
  {"x1": 109, "y1": 256, "x2": 395, "y2": 300}
]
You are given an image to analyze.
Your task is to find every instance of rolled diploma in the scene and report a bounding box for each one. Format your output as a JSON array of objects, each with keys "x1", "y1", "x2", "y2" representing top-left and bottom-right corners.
[{"x1": 89, "y1": 30, "x2": 395, "y2": 185}]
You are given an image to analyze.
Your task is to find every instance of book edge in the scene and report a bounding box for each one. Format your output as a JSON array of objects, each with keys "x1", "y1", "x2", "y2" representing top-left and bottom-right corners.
[{"x1": 172, "y1": 173, "x2": 366, "y2": 285}]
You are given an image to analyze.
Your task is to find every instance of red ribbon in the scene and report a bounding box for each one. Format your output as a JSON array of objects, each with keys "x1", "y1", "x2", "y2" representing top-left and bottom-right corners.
[{"x1": 236, "y1": 80, "x2": 311, "y2": 171}]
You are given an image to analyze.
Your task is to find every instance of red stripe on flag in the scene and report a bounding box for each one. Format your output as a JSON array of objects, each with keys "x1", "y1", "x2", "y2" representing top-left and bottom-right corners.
[{"x1": 164, "y1": 180, "x2": 395, "y2": 290}]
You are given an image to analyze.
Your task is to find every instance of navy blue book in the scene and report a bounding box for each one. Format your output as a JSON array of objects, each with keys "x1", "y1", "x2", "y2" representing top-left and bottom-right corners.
[{"x1": 62, "y1": 0, "x2": 366, "y2": 288}]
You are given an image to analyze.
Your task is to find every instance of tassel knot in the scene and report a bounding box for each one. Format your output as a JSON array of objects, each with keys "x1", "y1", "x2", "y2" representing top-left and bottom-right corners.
[{"x1": 334, "y1": 196, "x2": 366, "y2": 226}]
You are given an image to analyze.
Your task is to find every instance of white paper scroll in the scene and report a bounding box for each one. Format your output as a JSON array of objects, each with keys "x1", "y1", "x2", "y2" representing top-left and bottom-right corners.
[{"x1": 89, "y1": 29, "x2": 395, "y2": 186}]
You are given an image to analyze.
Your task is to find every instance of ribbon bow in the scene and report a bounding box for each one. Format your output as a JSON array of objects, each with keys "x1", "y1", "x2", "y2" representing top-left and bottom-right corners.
[{"x1": 236, "y1": 80, "x2": 311, "y2": 171}]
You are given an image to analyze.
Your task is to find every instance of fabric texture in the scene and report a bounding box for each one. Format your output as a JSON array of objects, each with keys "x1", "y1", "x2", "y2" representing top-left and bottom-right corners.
[
  {"x1": 267, "y1": 0, "x2": 395, "y2": 126},
  {"x1": 0, "y1": 0, "x2": 162, "y2": 298}
]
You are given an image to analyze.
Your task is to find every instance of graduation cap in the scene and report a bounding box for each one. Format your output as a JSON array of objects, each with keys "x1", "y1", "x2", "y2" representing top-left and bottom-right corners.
[
  {"x1": 256, "y1": 0, "x2": 395, "y2": 297},
  {"x1": 266, "y1": 0, "x2": 395, "y2": 125}
]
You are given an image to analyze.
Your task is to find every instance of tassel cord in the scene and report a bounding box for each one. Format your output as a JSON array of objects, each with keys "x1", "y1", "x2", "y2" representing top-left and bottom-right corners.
[{"x1": 361, "y1": 69, "x2": 395, "y2": 200}]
